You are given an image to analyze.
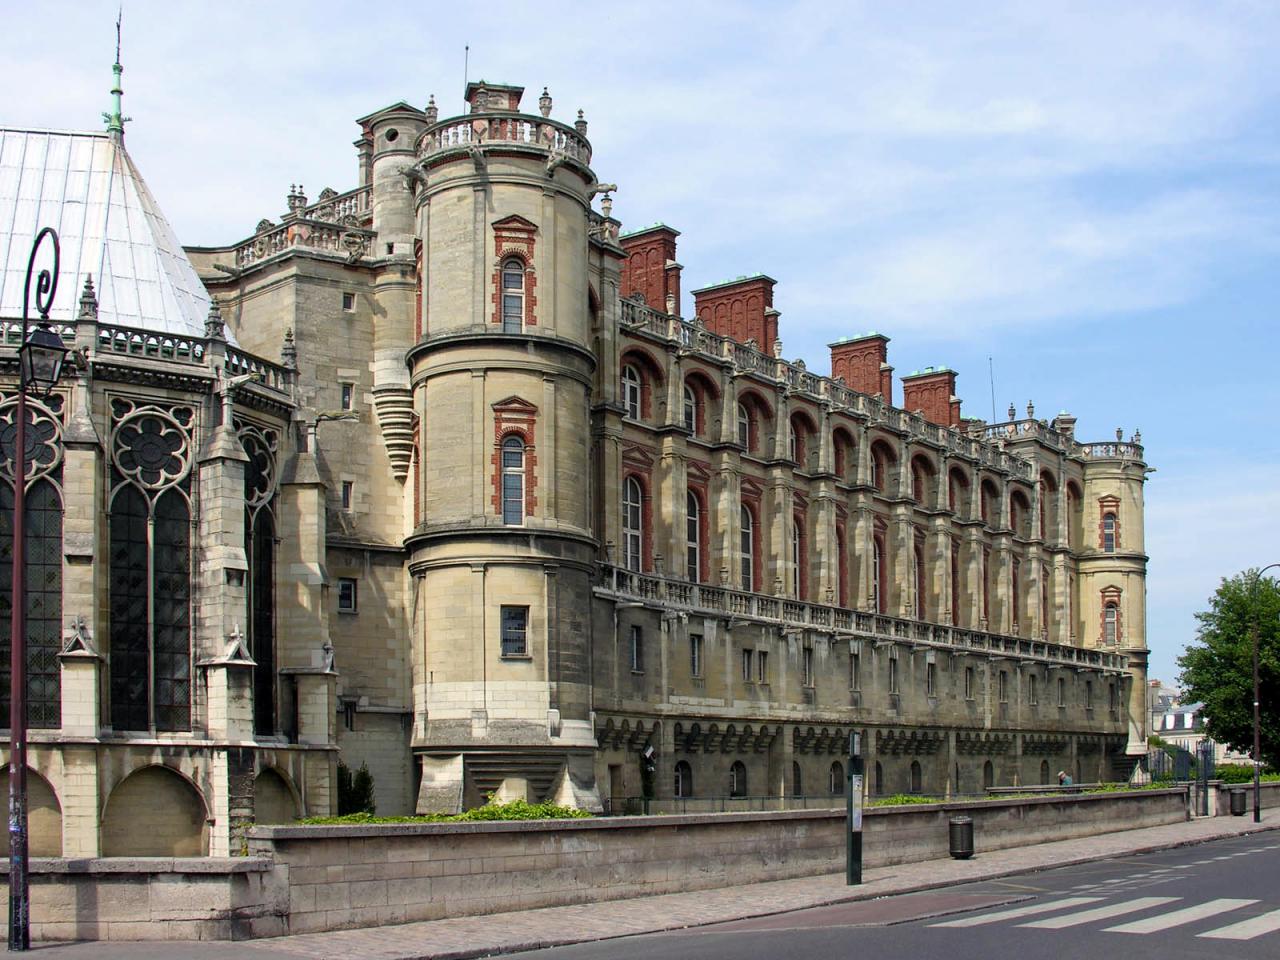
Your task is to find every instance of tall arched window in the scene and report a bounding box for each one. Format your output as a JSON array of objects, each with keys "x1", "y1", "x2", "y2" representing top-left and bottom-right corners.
[
  {"x1": 791, "y1": 761, "x2": 803, "y2": 798},
  {"x1": 730, "y1": 760, "x2": 747, "y2": 798},
  {"x1": 1104, "y1": 602, "x2": 1118, "y2": 645},
  {"x1": 682, "y1": 384, "x2": 697, "y2": 433},
  {"x1": 950, "y1": 540, "x2": 961, "y2": 625},
  {"x1": 0, "y1": 396, "x2": 65, "y2": 730},
  {"x1": 790, "y1": 520, "x2": 802, "y2": 599},
  {"x1": 623, "y1": 476, "x2": 643, "y2": 571},
  {"x1": 674, "y1": 760, "x2": 693, "y2": 798},
  {"x1": 736, "y1": 403, "x2": 750, "y2": 448},
  {"x1": 789, "y1": 424, "x2": 800, "y2": 463},
  {"x1": 913, "y1": 540, "x2": 926, "y2": 619},
  {"x1": 621, "y1": 365, "x2": 642, "y2": 420},
  {"x1": 740, "y1": 505, "x2": 755, "y2": 592},
  {"x1": 910, "y1": 760, "x2": 922, "y2": 794},
  {"x1": 501, "y1": 258, "x2": 525, "y2": 332},
  {"x1": 983, "y1": 760, "x2": 995, "y2": 790},
  {"x1": 685, "y1": 491, "x2": 701, "y2": 582},
  {"x1": 830, "y1": 761, "x2": 845, "y2": 795},
  {"x1": 872, "y1": 536, "x2": 886, "y2": 613},
  {"x1": 108, "y1": 401, "x2": 195, "y2": 732},
  {"x1": 1102, "y1": 512, "x2": 1117, "y2": 553},
  {"x1": 240, "y1": 422, "x2": 279, "y2": 737},
  {"x1": 874, "y1": 761, "x2": 884, "y2": 796},
  {"x1": 501, "y1": 435, "x2": 525, "y2": 525}
]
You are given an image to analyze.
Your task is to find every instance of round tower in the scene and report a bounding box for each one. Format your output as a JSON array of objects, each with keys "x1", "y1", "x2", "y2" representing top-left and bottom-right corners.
[{"x1": 405, "y1": 83, "x2": 600, "y2": 811}]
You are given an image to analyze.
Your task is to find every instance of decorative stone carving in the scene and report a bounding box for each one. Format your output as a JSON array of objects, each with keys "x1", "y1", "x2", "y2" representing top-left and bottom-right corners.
[{"x1": 539, "y1": 87, "x2": 552, "y2": 117}]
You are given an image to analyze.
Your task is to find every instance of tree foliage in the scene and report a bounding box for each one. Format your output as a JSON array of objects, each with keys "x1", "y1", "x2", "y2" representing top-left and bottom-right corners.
[
  {"x1": 336, "y1": 760, "x2": 377, "y2": 815},
  {"x1": 1177, "y1": 569, "x2": 1280, "y2": 768}
]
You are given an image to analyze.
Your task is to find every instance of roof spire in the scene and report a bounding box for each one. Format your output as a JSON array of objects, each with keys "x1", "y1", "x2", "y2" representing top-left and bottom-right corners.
[{"x1": 104, "y1": 7, "x2": 131, "y2": 139}]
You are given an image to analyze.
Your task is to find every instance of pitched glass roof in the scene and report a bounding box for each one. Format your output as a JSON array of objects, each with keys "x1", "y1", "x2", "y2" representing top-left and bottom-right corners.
[{"x1": 0, "y1": 128, "x2": 230, "y2": 342}]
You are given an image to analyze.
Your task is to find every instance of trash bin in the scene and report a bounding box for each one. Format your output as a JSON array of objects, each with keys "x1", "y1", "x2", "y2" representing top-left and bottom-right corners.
[
  {"x1": 949, "y1": 815, "x2": 974, "y2": 859},
  {"x1": 1230, "y1": 788, "x2": 1247, "y2": 817}
]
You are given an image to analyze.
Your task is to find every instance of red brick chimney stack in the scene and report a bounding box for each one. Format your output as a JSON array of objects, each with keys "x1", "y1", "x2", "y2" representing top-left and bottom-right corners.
[
  {"x1": 901, "y1": 367, "x2": 961, "y2": 427},
  {"x1": 620, "y1": 225, "x2": 683, "y2": 315},
  {"x1": 692, "y1": 275, "x2": 779, "y2": 355},
  {"x1": 829, "y1": 333, "x2": 894, "y2": 404}
]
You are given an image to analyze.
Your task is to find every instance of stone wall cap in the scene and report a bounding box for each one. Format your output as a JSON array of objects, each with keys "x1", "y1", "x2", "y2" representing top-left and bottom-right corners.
[{"x1": 8, "y1": 856, "x2": 273, "y2": 876}]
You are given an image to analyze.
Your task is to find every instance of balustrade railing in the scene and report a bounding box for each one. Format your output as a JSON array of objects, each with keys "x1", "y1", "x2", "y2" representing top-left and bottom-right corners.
[
  {"x1": 94, "y1": 323, "x2": 207, "y2": 364},
  {"x1": 598, "y1": 564, "x2": 1127, "y2": 672},
  {"x1": 301, "y1": 186, "x2": 371, "y2": 224},
  {"x1": 418, "y1": 113, "x2": 591, "y2": 164},
  {"x1": 234, "y1": 219, "x2": 373, "y2": 270}
]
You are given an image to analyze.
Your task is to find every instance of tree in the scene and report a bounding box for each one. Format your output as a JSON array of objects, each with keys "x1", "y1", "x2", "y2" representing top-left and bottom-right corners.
[
  {"x1": 336, "y1": 760, "x2": 377, "y2": 815},
  {"x1": 1178, "y1": 569, "x2": 1280, "y2": 769}
]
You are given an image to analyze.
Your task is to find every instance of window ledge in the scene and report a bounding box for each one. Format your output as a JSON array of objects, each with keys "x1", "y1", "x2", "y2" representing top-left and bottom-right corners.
[
  {"x1": 501, "y1": 654, "x2": 532, "y2": 661},
  {"x1": 630, "y1": 669, "x2": 645, "y2": 676}
]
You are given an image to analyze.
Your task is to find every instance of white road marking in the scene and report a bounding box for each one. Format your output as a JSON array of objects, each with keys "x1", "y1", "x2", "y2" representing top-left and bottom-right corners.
[
  {"x1": 1020, "y1": 897, "x2": 1180, "y2": 929},
  {"x1": 1104, "y1": 899, "x2": 1257, "y2": 934},
  {"x1": 930, "y1": 897, "x2": 1104, "y2": 928},
  {"x1": 1198, "y1": 909, "x2": 1280, "y2": 941}
]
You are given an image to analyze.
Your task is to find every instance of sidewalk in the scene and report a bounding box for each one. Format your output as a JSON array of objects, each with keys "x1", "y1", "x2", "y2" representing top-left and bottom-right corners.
[{"x1": 30, "y1": 810, "x2": 1280, "y2": 960}]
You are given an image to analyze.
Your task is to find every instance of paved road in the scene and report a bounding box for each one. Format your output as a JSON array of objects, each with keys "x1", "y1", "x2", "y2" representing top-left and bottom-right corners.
[{"x1": 503, "y1": 831, "x2": 1280, "y2": 960}]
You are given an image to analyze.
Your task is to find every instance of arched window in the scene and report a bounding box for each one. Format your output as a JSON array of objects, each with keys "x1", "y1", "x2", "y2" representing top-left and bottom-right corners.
[
  {"x1": 739, "y1": 504, "x2": 755, "y2": 592},
  {"x1": 1102, "y1": 512, "x2": 1117, "y2": 553},
  {"x1": 622, "y1": 477, "x2": 644, "y2": 571},
  {"x1": 872, "y1": 536, "x2": 886, "y2": 614},
  {"x1": 1040, "y1": 760, "x2": 1051, "y2": 785},
  {"x1": 501, "y1": 258, "x2": 524, "y2": 332},
  {"x1": 983, "y1": 760, "x2": 994, "y2": 790},
  {"x1": 874, "y1": 761, "x2": 884, "y2": 796},
  {"x1": 1104, "y1": 602, "x2": 1118, "y2": 645},
  {"x1": 685, "y1": 491, "x2": 701, "y2": 582},
  {"x1": 913, "y1": 540, "x2": 926, "y2": 619},
  {"x1": 736, "y1": 403, "x2": 750, "y2": 448},
  {"x1": 830, "y1": 761, "x2": 845, "y2": 795},
  {"x1": 912, "y1": 464, "x2": 925, "y2": 503},
  {"x1": 682, "y1": 383, "x2": 697, "y2": 433},
  {"x1": 789, "y1": 424, "x2": 800, "y2": 464},
  {"x1": 790, "y1": 520, "x2": 802, "y2": 599},
  {"x1": 674, "y1": 760, "x2": 693, "y2": 798},
  {"x1": 950, "y1": 541, "x2": 961, "y2": 625},
  {"x1": 910, "y1": 760, "x2": 922, "y2": 794},
  {"x1": 501, "y1": 435, "x2": 525, "y2": 524},
  {"x1": 730, "y1": 760, "x2": 747, "y2": 798},
  {"x1": 791, "y1": 761, "x2": 803, "y2": 798},
  {"x1": 621, "y1": 365, "x2": 642, "y2": 420},
  {"x1": 108, "y1": 403, "x2": 196, "y2": 732},
  {"x1": 241, "y1": 423, "x2": 279, "y2": 736}
]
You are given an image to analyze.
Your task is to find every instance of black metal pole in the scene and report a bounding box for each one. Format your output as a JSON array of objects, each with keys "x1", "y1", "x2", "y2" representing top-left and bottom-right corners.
[
  {"x1": 846, "y1": 731, "x2": 864, "y2": 885},
  {"x1": 8, "y1": 226, "x2": 58, "y2": 952},
  {"x1": 1252, "y1": 564, "x2": 1279, "y2": 826}
]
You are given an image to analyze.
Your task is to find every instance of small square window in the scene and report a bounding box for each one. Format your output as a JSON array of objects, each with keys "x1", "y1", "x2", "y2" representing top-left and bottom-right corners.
[
  {"x1": 341, "y1": 480, "x2": 354, "y2": 511},
  {"x1": 341, "y1": 383, "x2": 354, "y2": 410},
  {"x1": 501, "y1": 606, "x2": 528, "y2": 657},
  {"x1": 337, "y1": 577, "x2": 358, "y2": 613},
  {"x1": 342, "y1": 291, "x2": 356, "y2": 312}
]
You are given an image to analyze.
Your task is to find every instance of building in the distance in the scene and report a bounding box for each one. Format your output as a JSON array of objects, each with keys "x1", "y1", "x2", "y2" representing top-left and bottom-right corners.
[{"x1": 0, "y1": 73, "x2": 1150, "y2": 855}]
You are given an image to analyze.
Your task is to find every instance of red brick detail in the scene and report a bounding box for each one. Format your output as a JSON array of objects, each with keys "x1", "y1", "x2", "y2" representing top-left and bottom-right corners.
[
  {"x1": 621, "y1": 227, "x2": 681, "y2": 314},
  {"x1": 901, "y1": 369, "x2": 960, "y2": 427},
  {"x1": 694, "y1": 277, "x2": 778, "y2": 354},
  {"x1": 490, "y1": 216, "x2": 539, "y2": 328},
  {"x1": 1097, "y1": 496, "x2": 1121, "y2": 550},
  {"x1": 830, "y1": 335, "x2": 893, "y2": 403},
  {"x1": 1099, "y1": 585, "x2": 1123, "y2": 645},
  {"x1": 490, "y1": 396, "x2": 539, "y2": 519}
]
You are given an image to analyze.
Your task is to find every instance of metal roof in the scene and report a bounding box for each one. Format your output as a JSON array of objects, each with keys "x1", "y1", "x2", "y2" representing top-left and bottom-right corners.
[{"x1": 0, "y1": 128, "x2": 228, "y2": 342}]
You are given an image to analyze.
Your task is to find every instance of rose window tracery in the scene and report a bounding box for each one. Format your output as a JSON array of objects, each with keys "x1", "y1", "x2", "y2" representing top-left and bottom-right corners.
[
  {"x1": 109, "y1": 399, "x2": 194, "y2": 496},
  {"x1": 0, "y1": 393, "x2": 65, "y2": 489}
]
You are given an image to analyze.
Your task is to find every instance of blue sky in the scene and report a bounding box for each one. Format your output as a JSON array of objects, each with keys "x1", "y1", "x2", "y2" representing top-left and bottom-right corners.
[{"x1": 6, "y1": 0, "x2": 1279, "y2": 684}]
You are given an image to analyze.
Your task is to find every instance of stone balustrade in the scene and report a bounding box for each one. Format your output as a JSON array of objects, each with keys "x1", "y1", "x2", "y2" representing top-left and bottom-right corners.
[{"x1": 418, "y1": 112, "x2": 592, "y2": 164}]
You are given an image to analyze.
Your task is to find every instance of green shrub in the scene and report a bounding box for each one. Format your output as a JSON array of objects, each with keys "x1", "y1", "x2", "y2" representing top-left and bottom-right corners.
[
  {"x1": 299, "y1": 798, "x2": 592, "y2": 826},
  {"x1": 868, "y1": 793, "x2": 938, "y2": 807},
  {"x1": 1215, "y1": 764, "x2": 1279, "y2": 784}
]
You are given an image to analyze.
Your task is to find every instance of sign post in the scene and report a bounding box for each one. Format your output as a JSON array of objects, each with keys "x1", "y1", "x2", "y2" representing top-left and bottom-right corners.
[{"x1": 846, "y1": 731, "x2": 864, "y2": 885}]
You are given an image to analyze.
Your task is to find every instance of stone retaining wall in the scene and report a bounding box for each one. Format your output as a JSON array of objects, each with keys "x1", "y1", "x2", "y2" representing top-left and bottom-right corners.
[{"x1": 8, "y1": 788, "x2": 1189, "y2": 940}]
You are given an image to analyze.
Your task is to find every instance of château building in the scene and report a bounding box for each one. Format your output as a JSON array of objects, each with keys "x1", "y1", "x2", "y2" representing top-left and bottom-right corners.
[{"x1": 0, "y1": 74, "x2": 1149, "y2": 855}]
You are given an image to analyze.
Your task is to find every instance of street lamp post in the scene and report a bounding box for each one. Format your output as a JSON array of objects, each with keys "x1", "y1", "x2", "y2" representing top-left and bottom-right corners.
[
  {"x1": 1250, "y1": 563, "x2": 1280, "y2": 825},
  {"x1": 8, "y1": 227, "x2": 69, "y2": 952}
]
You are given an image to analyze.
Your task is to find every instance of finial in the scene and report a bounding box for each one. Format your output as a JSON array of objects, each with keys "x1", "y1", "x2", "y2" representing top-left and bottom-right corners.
[
  {"x1": 77, "y1": 274, "x2": 99, "y2": 321},
  {"x1": 205, "y1": 301, "x2": 226, "y2": 341},
  {"x1": 281, "y1": 327, "x2": 297, "y2": 371},
  {"x1": 287, "y1": 184, "x2": 307, "y2": 213},
  {"x1": 539, "y1": 87, "x2": 553, "y2": 117},
  {"x1": 1008, "y1": 402, "x2": 1016, "y2": 421},
  {"x1": 1116, "y1": 427, "x2": 1124, "y2": 442},
  {"x1": 575, "y1": 109, "x2": 588, "y2": 136},
  {"x1": 425, "y1": 94, "x2": 438, "y2": 123},
  {"x1": 103, "y1": 9, "x2": 131, "y2": 138},
  {"x1": 1133, "y1": 428, "x2": 1141, "y2": 444},
  {"x1": 1026, "y1": 399, "x2": 1035, "y2": 419},
  {"x1": 600, "y1": 192, "x2": 613, "y2": 219}
]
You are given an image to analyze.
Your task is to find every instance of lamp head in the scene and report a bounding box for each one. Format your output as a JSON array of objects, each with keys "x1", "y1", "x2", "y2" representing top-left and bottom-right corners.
[{"x1": 20, "y1": 324, "x2": 69, "y2": 396}]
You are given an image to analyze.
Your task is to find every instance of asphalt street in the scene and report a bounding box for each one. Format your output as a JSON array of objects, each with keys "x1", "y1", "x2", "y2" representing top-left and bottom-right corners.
[{"x1": 501, "y1": 831, "x2": 1280, "y2": 960}]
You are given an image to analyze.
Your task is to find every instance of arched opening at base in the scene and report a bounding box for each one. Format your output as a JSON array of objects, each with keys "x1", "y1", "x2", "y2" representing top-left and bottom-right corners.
[
  {"x1": 254, "y1": 768, "x2": 300, "y2": 824},
  {"x1": 0, "y1": 769, "x2": 61, "y2": 856},
  {"x1": 102, "y1": 766, "x2": 208, "y2": 856}
]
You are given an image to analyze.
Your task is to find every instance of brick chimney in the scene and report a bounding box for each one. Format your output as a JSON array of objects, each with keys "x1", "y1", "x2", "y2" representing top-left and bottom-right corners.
[
  {"x1": 465, "y1": 81, "x2": 524, "y2": 112},
  {"x1": 829, "y1": 333, "x2": 893, "y2": 403},
  {"x1": 901, "y1": 367, "x2": 961, "y2": 427},
  {"x1": 620, "y1": 225, "x2": 682, "y2": 315},
  {"x1": 692, "y1": 275, "x2": 779, "y2": 354}
]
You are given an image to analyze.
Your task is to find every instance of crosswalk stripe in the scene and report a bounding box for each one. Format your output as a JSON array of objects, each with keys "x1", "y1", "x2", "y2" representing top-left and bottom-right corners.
[
  {"x1": 1020, "y1": 897, "x2": 1181, "y2": 929},
  {"x1": 930, "y1": 897, "x2": 1103, "y2": 928},
  {"x1": 1104, "y1": 899, "x2": 1257, "y2": 934},
  {"x1": 1198, "y1": 908, "x2": 1280, "y2": 941}
]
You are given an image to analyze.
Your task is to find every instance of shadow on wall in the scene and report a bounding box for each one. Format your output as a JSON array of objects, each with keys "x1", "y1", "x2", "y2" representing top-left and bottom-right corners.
[
  {"x1": 101, "y1": 765, "x2": 208, "y2": 856},
  {"x1": 0, "y1": 769, "x2": 61, "y2": 856},
  {"x1": 254, "y1": 768, "x2": 301, "y2": 825}
]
